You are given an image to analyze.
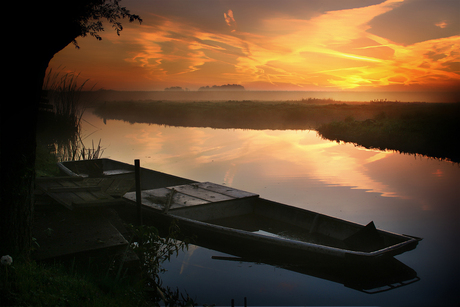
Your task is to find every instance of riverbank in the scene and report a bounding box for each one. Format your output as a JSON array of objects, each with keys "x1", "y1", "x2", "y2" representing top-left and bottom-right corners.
[
  {"x1": 0, "y1": 260, "x2": 147, "y2": 306},
  {"x1": 0, "y1": 149, "x2": 196, "y2": 307},
  {"x1": 317, "y1": 102, "x2": 460, "y2": 163},
  {"x1": 80, "y1": 89, "x2": 460, "y2": 103},
  {"x1": 1, "y1": 203, "x2": 195, "y2": 306},
  {"x1": 93, "y1": 100, "x2": 460, "y2": 163},
  {"x1": 93, "y1": 99, "x2": 343, "y2": 130}
]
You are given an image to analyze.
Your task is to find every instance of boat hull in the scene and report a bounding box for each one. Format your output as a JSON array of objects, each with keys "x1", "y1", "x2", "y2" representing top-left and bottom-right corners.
[
  {"x1": 123, "y1": 198, "x2": 420, "y2": 264},
  {"x1": 59, "y1": 159, "x2": 421, "y2": 263}
]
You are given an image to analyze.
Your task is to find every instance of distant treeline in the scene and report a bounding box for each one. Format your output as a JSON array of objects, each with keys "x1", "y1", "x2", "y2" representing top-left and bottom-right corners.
[
  {"x1": 164, "y1": 86, "x2": 189, "y2": 91},
  {"x1": 198, "y1": 84, "x2": 245, "y2": 91},
  {"x1": 163, "y1": 84, "x2": 244, "y2": 91},
  {"x1": 93, "y1": 100, "x2": 460, "y2": 162}
]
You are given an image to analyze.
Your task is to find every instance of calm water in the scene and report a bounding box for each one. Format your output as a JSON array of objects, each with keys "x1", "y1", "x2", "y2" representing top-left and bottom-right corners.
[{"x1": 81, "y1": 110, "x2": 459, "y2": 306}]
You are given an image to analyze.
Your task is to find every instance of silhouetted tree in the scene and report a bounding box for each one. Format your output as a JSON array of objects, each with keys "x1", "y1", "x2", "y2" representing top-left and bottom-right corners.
[
  {"x1": 198, "y1": 84, "x2": 245, "y2": 91},
  {"x1": 165, "y1": 86, "x2": 185, "y2": 91},
  {"x1": 1, "y1": 0, "x2": 141, "y2": 259}
]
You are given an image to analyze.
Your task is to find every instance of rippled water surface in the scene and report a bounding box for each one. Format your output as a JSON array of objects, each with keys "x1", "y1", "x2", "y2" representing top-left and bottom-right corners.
[{"x1": 81, "y1": 110, "x2": 460, "y2": 306}]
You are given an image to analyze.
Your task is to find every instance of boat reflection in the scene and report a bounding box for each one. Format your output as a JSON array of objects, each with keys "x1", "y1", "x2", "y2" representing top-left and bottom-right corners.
[{"x1": 205, "y1": 243, "x2": 420, "y2": 294}]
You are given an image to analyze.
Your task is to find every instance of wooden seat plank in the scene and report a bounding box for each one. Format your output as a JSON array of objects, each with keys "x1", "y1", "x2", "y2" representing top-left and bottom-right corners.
[
  {"x1": 171, "y1": 184, "x2": 233, "y2": 202},
  {"x1": 36, "y1": 177, "x2": 121, "y2": 210},
  {"x1": 124, "y1": 188, "x2": 209, "y2": 211},
  {"x1": 197, "y1": 182, "x2": 258, "y2": 198}
]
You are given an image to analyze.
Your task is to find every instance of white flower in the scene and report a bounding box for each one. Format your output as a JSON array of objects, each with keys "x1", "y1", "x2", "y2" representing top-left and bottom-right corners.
[{"x1": 1, "y1": 255, "x2": 13, "y2": 265}]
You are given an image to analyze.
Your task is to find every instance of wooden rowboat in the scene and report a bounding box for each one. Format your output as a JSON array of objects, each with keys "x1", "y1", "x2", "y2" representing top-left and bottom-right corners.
[{"x1": 58, "y1": 159, "x2": 422, "y2": 263}]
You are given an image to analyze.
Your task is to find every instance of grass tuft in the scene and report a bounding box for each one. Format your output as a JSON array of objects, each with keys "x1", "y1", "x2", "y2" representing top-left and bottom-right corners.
[{"x1": 0, "y1": 260, "x2": 147, "y2": 307}]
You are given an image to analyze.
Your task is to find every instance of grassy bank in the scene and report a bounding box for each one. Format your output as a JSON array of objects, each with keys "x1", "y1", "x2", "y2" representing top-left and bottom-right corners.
[
  {"x1": 317, "y1": 102, "x2": 460, "y2": 163},
  {"x1": 13, "y1": 150, "x2": 196, "y2": 306},
  {"x1": 2, "y1": 221, "x2": 196, "y2": 306},
  {"x1": 0, "y1": 260, "x2": 147, "y2": 306},
  {"x1": 93, "y1": 99, "x2": 374, "y2": 130}
]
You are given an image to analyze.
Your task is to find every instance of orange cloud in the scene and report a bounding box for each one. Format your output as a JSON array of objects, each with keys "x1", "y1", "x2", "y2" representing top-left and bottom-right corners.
[
  {"x1": 228, "y1": 0, "x2": 404, "y2": 88},
  {"x1": 224, "y1": 10, "x2": 237, "y2": 32},
  {"x1": 435, "y1": 20, "x2": 448, "y2": 29},
  {"x1": 49, "y1": 0, "x2": 460, "y2": 91},
  {"x1": 247, "y1": 0, "x2": 460, "y2": 89}
]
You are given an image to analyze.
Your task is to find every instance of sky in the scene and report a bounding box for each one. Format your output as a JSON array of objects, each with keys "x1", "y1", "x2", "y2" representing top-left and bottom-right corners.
[{"x1": 49, "y1": 0, "x2": 460, "y2": 91}]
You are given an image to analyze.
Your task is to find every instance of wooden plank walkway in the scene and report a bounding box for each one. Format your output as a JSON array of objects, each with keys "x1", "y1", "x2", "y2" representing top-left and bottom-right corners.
[
  {"x1": 36, "y1": 176, "x2": 134, "y2": 210},
  {"x1": 123, "y1": 182, "x2": 258, "y2": 212}
]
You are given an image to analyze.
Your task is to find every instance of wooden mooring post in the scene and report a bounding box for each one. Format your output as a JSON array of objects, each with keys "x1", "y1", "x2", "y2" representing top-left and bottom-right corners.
[{"x1": 135, "y1": 159, "x2": 143, "y2": 225}]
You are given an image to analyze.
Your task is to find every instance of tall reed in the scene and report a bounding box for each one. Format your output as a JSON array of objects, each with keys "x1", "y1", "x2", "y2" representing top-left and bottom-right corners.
[
  {"x1": 40, "y1": 68, "x2": 103, "y2": 162},
  {"x1": 43, "y1": 67, "x2": 90, "y2": 128}
]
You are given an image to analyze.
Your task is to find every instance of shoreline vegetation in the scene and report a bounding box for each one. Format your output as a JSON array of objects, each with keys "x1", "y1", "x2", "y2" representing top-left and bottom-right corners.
[
  {"x1": 92, "y1": 99, "x2": 460, "y2": 163},
  {"x1": 317, "y1": 102, "x2": 460, "y2": 163},
  {"x1": 22, "y1": 76, "x2": 196, "y2": 306},
  {"x1": 1, "y1": 224, "x2": 196, "y2": 306}
]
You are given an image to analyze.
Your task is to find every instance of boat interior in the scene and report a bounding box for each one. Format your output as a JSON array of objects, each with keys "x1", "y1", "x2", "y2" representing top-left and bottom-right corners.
[{"x1": 170, "y1": 197, "x2": 408, "y2": 253}]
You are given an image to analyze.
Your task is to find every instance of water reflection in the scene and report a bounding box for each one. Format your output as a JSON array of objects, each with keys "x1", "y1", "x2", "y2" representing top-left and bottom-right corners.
[
  {"x1": 82, "y1": 111, "x2": 459, "y2": 206},
  {"x1": 162, "y1": 215, "x2": 421, "y2": 295},
  {"x1": 81, "y1": 110, "x2": 460, "y2": 229},
  {"x1": 210, "y1": 254, "x2": 419, "y2": 294},
  {"x1": 82, "y1": 112, "x2": 403, "y2": 197},
  {"x1": 163, "y1": 238, "x2": 420, "y2": 296},
  {"x1": 79, "y1": 110, "x2": 460, "y2": 306}
]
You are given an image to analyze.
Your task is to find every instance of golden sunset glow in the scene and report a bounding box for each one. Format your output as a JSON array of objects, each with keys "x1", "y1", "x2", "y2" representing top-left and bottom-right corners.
[{"x1": 50, "y1": 0, "x2": 460, "y2": 91}]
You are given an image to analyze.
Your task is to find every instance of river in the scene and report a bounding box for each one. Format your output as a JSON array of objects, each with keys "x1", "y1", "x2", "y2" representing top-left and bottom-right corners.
[{"x1": 80, "y1": 109, "x2": 459, "y2": 306}]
